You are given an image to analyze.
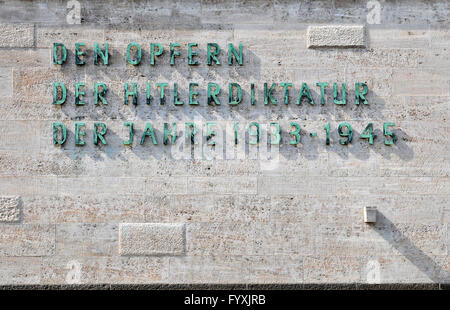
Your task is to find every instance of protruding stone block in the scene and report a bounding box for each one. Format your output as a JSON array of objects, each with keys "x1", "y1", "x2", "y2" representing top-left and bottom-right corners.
[
  {"x1": 0, "y1": 24, "x2": 34, "y2": 47},
  {"x1": 307, "y1": 25, "x2": 366, "y2": 48},
  {"x1": 0, "y1": 196, "x2": 21, "y2": 222},
  {"x1": 364, "y1": 206, "x2": 377, "y2": 223},
  {"x1": 0, "y1": 224, "x2": 55, "y2": 256},
  {"x1": 119, "y1": 223, "x2": 185, "y2": 256}
]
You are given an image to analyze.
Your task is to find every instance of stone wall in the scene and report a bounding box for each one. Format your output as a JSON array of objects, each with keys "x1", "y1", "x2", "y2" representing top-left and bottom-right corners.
[{"x1": 0, "y1": 0, "x2": 448, "y2": 286}]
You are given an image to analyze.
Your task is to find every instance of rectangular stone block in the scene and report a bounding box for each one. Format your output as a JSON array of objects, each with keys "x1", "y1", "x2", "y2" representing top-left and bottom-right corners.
[
  {"x1": 0, "y1": 23, "x2": 33, "y2": 47},
  {"x1": 307, "y1": 25, "x2": 366, "y2": 48},
  {"x1": 22, "y1": 195, "x2": 150, "y2": 224},
  {"x1": 40, "y1": 256, "x2": 170, "y2": 285},
  {"x1": 393, "y1": 68, "x2": 450, "y2": 96},
  {"x1": 167, "y1": 255, "x2": 244, "y2": 284},
  {"x1": 369, "y1": 28, "x2": 430, "y2": 48},
  {"x1": 0, "y1": 176, "x2": 57, "y2": 196},
  {"x1": 313, "y1": 223, "x2": 392, "y2": 257},
  {"x1": 188, "y1": 177, "x2": 257, "y2": 195},
  {"x1": 187, "y1": 222, "x2": 253, "y2": 256},
  {"x1": 57, "y1": 177, "x2": 147, "y2": 196},
  {"x1": 119, "y1": 223, "x2": 185, "y2": 256},
  {"x1": 253, "y1": 222, "x2": 313, "y2": 256},
  {"x1": 244, "y1": 255, "x2": 304, "y2": 283},
  {"x1": 375, "y1": 195, "x2": 444, "y2": 225},
  {"x1": 36, "y1": 26, "x2": 104, "y2": 48},
  {"x1": 97, "y1": 257, "x2": 170, "y2": 284},
  {"x1": 0, "y1": 120, "x2": 41, "y2": 151},
  {"x1": 0, "y1": 68, "x2": 12, "y2": 98},
  {"x1": 0, "y1": 257, "x2": 41, "y2": 285},
  {"x1": 0, "y1": 49, "x2": 50, "y2": 68},
  {"x1": 303, "y1": 256, "x2": 362, "y2": 283},
  {"x1": 0, "y1": 224, "x2": 55, "y2": 256},
  {"x1": 0, "y1": 196, "x2": 21, "y2": 222},
  {"x1": 56, "y1": 223, "x2": 118, "y2": 257}
]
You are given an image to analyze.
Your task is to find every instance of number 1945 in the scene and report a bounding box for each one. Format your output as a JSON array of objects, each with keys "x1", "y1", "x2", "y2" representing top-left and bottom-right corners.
[{"x1": 322, "y1": 122, "x2": 397, "y2": 146}]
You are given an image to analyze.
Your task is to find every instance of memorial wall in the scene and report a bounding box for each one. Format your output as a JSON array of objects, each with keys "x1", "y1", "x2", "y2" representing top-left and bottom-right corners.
[{"x1": 0, "y1": 0, "x2": 448, "y2": 287}]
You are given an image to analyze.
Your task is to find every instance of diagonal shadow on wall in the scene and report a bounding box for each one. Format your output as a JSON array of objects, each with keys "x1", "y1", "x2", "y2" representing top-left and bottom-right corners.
[{"x1": 374, "y1": 212, "x2": 449, "y2": 283}]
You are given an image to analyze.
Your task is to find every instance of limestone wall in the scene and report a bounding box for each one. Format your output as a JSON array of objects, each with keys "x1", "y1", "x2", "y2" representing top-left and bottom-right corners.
[{"x1": 0, "y1": 0, "x2": 448, "y2": 286}]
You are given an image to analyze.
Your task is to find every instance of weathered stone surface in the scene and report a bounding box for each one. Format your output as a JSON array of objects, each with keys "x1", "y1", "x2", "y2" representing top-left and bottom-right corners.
[
  {"x1": 56, "y1": 223, "x2": 118, "y2": 256},
  {"x1": 360, "y1": 255, "x2": 448, "y2": 283},
  {"x1": 369, "y1": 27, "x2": 431, "y2": 48},
  {"x1": 97, "y1": 257, "x2": 170, "y2": 284},
  {"x1": 393, "y1": 68, "x2": 450, "y2": 96},
  {"x1": 307, "y1": 25, "x2": 366, "y2": 48},
  {"x1": 0, "y1": 224, "x2": 55, "y2": 256},
  {"x1": 244, "y1": 255, "x2": 303, "y2": 283},
  {"x1": 167, "y1": 255, "x2": 244, "y2": 284},
  {"x1": 0, "y1": 49, "x2": 50, "y2": 68},
  {"x1": 119, "y1": 223, "x2": 185, "y2": 256},
  {"x1": 0, "y1": 68, "x2": 12, "y2": 98},
  {"x1": 0, "y1": 23, "x2": 33, "y2": 47},
  {"x1": 0, "y1": 176, "x2": 57, "y2": 196},
  {"x1": 0, "y1": 0, "x2": 448, "y2": 286},
  {"x1": 37, "y1": 27, "x2": 105, "y2": 48},
  {"x1": 40, "y1": 256, "x2": 170, "y2": 284},
  {"x1": 303, "y1": 256, "x2": 361, "y2": 283},
  {"x1": 0, "y1": 196, "x2": 21, "y2": 222},
  {"x1": 0, "y1": 257, "x2": 41, "y2": 285},
  {"x1": 187, "y1": 222, "x2": 253, "y2": 255}
]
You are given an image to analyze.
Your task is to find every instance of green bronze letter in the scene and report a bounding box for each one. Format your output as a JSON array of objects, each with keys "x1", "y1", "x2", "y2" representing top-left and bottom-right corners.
[
  {"x1": 228, "y1": 42, "x2": 243, "y2": 65},
  {"x1": 264, "y1": 83, "x2": 277, "y2": 105},
  {"x1": 296, "y1": 82, "x2": 314, "y2": 105},
  {"x1": 53, "y1": 82, "x2": 66, "y2": 105},
  {"x1": 163, "y1": 122, "x2": 177, "y2": 145},
  {"x1": 333, "y1": 83, "x2": 347, "y2": 105},
  {"x1": 170, "y1": 43, "x2": 180, "y2": 66},
  {"x1": 94, "y1": 122, "x2": 108, "y2": 145},
  {"x1": 279, "y1": 82, "x2": 292, "y2": 105},
  {"x1": 53, "y1": 43, "x2": 67, "y2": 65},
  {"x1": 207, "y1": 43, "x2": 221, "y2": 65},
  {"x1": 174, "y1": 83, "x2": 184, "y2": 105},
  {"x1": 206, "y1": 122, "x2": 216, "y2": 145},
  {"x1": 124, "y1": 83, "x2": 138, "y2": 105},
  {"x1": 270, "y1": 122, "x2": 281, "y2": 144},
  {"x1": 316, "y1": 82, "x2": 329, "y2": 105},
  {"x1": 189, "y1": 83, "x2": 199, "y2": 105},
  {"x1": 94, "y1": 43, "x2": 109, "y2": 65},
  {"x1": 248, "y1": 122, "x2": 260, "y2": 145},
  {"x1": 150, "y1": 43, "x2": 164, "y2": 65},
  {"x1": 123, "y1": 122, "x2": 134, "y2": 145},
  {"x1": 75, "y1": 42, "x2": 86, "y2": 65},
  {"x1": 188, "y1": 43, "x2": 198, "y2": 65},
  {"x1": 95, "y1": 83, "x2": 108, "y2": 105},
  {"x1": 75, "y1": 82, "x2": 86, "y2": 105},
  {"x1": 229, "y1": 83, "x2": 242, "y2": 105},
  {"x1": 126, "y1": 43, "x2": 142, "y2": 65},
  {"x1": 53, "y1": 122, "x2": 67, "y2": 145},
  {"x1": 75, "y1": 122, "x2": 86, "y2": 146},
  {"x1": 140, "y1": 123, "x2": 158, "y2": 145},
  {"x1": 355, "y1": 82, "x2": 368, "y2": 105},
  {"x1": 156, "y1": 82, "x2": 168, "y2": 105},
  {"x1": 185, "y1": 122, "x2": 198, "y2": 144},
  {"x1": 207, "y1": 83, "x2": 221, "y2": 105},
  {"x1": 289, "y1": 122, "x2": 301, "y2": 145}
]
